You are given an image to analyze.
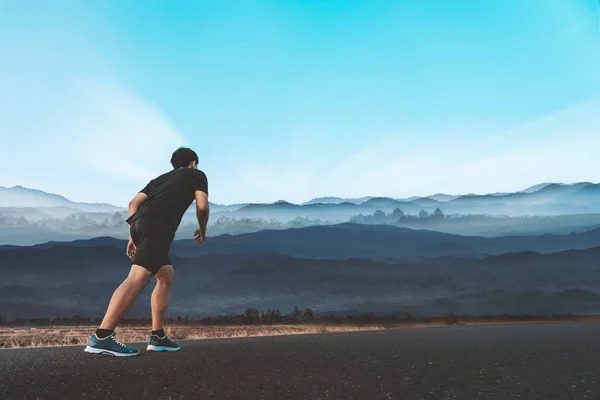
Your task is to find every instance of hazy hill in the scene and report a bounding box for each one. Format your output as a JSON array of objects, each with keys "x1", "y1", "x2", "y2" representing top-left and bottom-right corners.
[
  {"x1": 1, "y1": 244, "x2": 599, "y2": 318},
  {"x1": 219, "y1": 182, "x2": 600, "y2": 219},
  {"x1": 0, "y1": 185, "x2": 235, "y2": 214},
  {"x1": 4, "y1": 182, "x2": 599, "y2": 216},
  {"x1": 166, "y1": 224, "x2": 600, "y2": 260},
  {"x1": 302, "y1": 196, "x2": 373, "y2": 205},
  {"x1": 3, "y1": 182, "x2": 600, "y2": 247},
  {"x1": 520, "y1": 183, "x2": 563, "y2": 193},
  {"x1": 449, "y1": 182, "x2": 600, "y2": 207},
  {"x1": 7, "y1": 223, "x2": 600, "y2": 261},
  {"x1": 0, "y1": 186, "x2": 120, "y2": 213},
  {"x1": 427, "y1": 193, "x2": 459, "y2": 202}
]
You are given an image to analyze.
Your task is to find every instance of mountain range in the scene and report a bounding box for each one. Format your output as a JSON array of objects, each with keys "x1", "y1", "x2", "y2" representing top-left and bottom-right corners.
[
  {"x1": 2, "y1": 225, "x2": 599, "y2": 318},
  {"x1": 6, "y1": 223, "x2": 600, "y2": 261},
  {"x1": 3, "y1": 182, "x2": 600, "y2": 246},
  {"x1": 4, "y1": 183, "x2": 600, "y2": 320},
  {"x1": 3, "y1": 182, "x2": 598, "y2": 212},
  {"x1": 0, "y1": 186, "x2": 120, "y2": 213}
]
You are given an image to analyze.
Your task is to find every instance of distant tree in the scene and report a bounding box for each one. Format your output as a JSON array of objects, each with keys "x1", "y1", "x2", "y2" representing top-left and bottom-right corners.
[
  {"x1": 418, "y1": 210, "x2": 429, "y2": 219},
  {"x1": 349, "y1": 213, "x2": 366, "y2": 224},
  {"x1": 290, "y1": 216, "x2": 308, "y2": 227},
  {"x1": 392, "y1": 208, "x2": 405, "y2": 219},
  {"x1": 443, "y1": 312, "x2": 459, "y2": 325},
  {"x1": 214, "y1": 216, "x2": 232, "y2": 226},
  {"x1": 303, "y1": 308, "x2": 314, "y2": 321},
  {"x1": 270, "y1": 309, "x2": 282, "y2": 323},
  {"x1": 288, "y1": 305, "x2": 301, "y2": 321},
  {"x1": 111, "y1": 212, "x2": 123, "y2": 226},
  {"x1": 244, "y1": 308, "x2": 260, "y2": 324},
  {"x1": 372, "y1": 210, "x2": 386, "y2": 223},
  {"x1": 405, "y1": 312, "x2": 412, "y2": 321},
  {"x1": 432, "y1": 208, "x2": 444, "y2": 219},
  {"x1": 0, "y1": 315, "x2": 6, "y2": 325}
]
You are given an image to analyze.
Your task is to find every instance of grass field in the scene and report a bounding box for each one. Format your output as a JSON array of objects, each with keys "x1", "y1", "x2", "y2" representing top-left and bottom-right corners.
[
  {"x1": 0, "y1": 324, "x2": 393, "y2": 348},
  {"x1": 2, "y1": 315, "x2": 598, "y2": 349}
]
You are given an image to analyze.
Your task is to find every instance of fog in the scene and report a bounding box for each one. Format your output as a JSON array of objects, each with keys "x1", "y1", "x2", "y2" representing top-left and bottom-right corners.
[{"x1": 1, "y1": 182, "x2": 600, "y2": 246}]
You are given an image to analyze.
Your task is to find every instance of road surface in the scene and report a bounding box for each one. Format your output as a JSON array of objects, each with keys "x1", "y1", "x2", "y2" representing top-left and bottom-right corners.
[{"x1": 1, "y1": 323, "x2": 599, "y2": 399}]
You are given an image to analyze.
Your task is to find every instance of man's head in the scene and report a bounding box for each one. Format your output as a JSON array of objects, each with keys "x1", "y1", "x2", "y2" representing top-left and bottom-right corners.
[{"x1": 171, "y1": 147, "x2": 198, "y2": 169}]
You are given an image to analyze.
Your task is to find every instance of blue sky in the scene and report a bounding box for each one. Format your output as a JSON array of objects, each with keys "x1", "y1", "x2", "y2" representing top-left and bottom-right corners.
[{"x1": 1, "y1": 0, "x2": 599, "y2": 206}]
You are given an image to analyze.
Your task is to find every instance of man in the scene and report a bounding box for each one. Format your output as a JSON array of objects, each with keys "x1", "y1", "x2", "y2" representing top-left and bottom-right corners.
[{"x1": 84, "y1": 147, "x2": 210, "y2": 356}]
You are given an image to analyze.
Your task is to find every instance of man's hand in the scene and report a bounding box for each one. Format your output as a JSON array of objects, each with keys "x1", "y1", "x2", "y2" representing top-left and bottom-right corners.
[
  {"x1": 127, "y1": 239, "x2": 137, "y2": 260},
  {"x1": 194, "y1": 228, "x2": 206, "y2": 244}
]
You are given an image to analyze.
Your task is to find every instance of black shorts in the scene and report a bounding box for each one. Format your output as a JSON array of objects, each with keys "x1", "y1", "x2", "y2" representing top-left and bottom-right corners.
[{"x1": 129, "y1": 216, "x2": 176, "y2": 275}]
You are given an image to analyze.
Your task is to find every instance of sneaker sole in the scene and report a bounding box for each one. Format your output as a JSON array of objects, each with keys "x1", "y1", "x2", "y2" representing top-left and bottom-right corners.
[
  {"x1": 146, "y1": 344, "x2": 181, "y2": 352},
  {"x1": 84, "y1": 345, "x2": 139, "y2": 357}
]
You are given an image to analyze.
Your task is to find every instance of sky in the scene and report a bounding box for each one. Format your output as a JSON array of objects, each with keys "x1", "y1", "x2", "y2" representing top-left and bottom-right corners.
[{"x1": 1, "y1": 0, "x2": 599, "y2": 206}]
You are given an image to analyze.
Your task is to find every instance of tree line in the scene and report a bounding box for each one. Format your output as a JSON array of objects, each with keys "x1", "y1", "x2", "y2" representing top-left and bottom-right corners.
[
  {"x1": 349, "y1": 207, "x2": 446, "y2": 225},
  {"x1": 0, "y1": 208, "x2": 451, "y2": 232},
  {"x1": 0, "y1": 309, "x2": 582, "y2": 328}
]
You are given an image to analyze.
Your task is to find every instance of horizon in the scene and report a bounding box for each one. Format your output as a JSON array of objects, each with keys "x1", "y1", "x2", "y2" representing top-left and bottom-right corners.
[
  {"x1": 2, "y1": 180, "x2": 598, "y2": 207},
  {"x1": 1, "y1": 0, "x2": 600, "y2": 205}
]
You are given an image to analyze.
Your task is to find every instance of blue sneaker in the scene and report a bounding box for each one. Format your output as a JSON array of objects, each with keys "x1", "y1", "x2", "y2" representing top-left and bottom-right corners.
[
  {"x1": 146, "y1": 333, "x2": 181, "y2": 352},
  {"x1": 84, "y1": 332, "x2": 140, "y2": 357}
]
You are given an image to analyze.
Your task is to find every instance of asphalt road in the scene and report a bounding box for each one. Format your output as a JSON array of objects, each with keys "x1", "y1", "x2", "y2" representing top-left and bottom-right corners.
[{"x1": 0, "y1": 322, "x2": 599, "y2": 399}]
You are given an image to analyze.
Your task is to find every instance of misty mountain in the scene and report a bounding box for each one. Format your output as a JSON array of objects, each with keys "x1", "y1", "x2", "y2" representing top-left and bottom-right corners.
[
  {"x1": 0, "y1": 185, "x2": 238, "y2": 214},
  {"x1": 5, "y1": 182, "x2": 600, "y2": 218},
  {"x1": 2, "y1": 243, "x2": 599, "y2": 318},
  {"x1": 5, "y1": 208, "x2": 600, "y2": 247},
  {"x1": 520, "y1": 183, "x2": 564, "y2": 193},
  {"x1": 169, "y1": 223, "x2": 600, "y2": 260},
  {"x1": 394, "y1": 213, "x2": 600, "y2": 237},
  {"x1": 4, "y1": 182, "x2": 600, "y2": 247},
  {"x1": 0, "y1": 186, "x2": 120, "y2": 213},
  {"x1": 410, "y1": 197, "x2": 444, "y2": 207},
  {"x1": 449, "y1": 182, "x2": 600, "y2": 207},
  {"x1": 215, "y1": 182, "x2": 600, "y2": 220},
  {"x1": 426, "y1": 193, "x2": 459, "y2": 202},
  {"x1": 302, "y1": 196, "x2": 373, "y2": 205},
  {"x1": 231, "y1": 201, "x2": 360, "y2": 220},
  {"x1": 8, "y1": 223, "x2": 600, "y2": 261}
]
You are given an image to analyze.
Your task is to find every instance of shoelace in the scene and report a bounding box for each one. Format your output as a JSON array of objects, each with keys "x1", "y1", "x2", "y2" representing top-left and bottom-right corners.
[{"x1": 111, "y1": 334, "x2": 126, "y2": 348}]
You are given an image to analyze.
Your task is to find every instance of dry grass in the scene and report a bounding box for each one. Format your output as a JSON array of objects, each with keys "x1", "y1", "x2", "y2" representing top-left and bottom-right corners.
[
  {"x1": 0, "y1": 324, "x2": 389, "y2": 349},
  {"x1": 3, "y1": 315, "x2": 598, "y2": 349}
]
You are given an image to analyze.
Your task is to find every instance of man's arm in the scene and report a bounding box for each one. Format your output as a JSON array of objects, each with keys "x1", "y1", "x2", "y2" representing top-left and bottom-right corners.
[
  {"x1": 192, "y1": 170, "x2": 209, "y2": 244},
  {"x1": 195, "y1": 190, "x2": 210, "y2": 235},
  {"x1": 128, "y1": 193, "x2": 148, "y2": 239}
]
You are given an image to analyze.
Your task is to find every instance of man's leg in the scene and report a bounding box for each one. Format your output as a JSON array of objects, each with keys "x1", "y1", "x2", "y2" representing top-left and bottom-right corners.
[
  {"x1": 98, "y1": 264, "x2": 153, "y2": 331},
  {"x1": 151, "y1": 265, "x2": 174, "y2": 332}
]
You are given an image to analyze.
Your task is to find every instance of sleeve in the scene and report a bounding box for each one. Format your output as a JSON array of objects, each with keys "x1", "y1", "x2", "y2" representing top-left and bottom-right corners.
[
  {"x1": 193, "y1": 170, "x2": 208, "y2": 195},
  {"x1": 140, "y1": 179, "x2": 155, "y2": 195}
]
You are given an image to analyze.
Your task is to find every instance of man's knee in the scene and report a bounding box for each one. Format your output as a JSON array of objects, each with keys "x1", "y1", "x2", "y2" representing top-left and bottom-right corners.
[
  {"x1": 128, "y1": 274, "x2": 152, "y2": 288},
  {"x1": 156, "y1": 273, "x2": 174, "y2": 286},
  {"x1": 156, "y1": 265, "x2": 174, "y2": 286},
  {"x1": 129, "y1": 265, "x2": 153, "y2": 287}
]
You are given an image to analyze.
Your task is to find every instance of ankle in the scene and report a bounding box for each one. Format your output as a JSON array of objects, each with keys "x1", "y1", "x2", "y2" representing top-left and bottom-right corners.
[
  {"x1": 96, "y1": 328, "x2": 114, "y2": 339},
  {"x1": 151, "y1": 328, "x2": 166, "y2": 338}
]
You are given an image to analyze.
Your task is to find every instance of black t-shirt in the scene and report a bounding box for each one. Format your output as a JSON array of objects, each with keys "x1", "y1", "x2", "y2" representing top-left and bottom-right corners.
[{"x1": 126, "y1": 168, "x2": 208, "y2": 231}]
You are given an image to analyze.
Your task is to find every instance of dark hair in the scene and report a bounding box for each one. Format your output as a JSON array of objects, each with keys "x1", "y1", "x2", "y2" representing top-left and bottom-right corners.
[{"x1": 171, "y1": 147, "x2": 198, "y2": 169}]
